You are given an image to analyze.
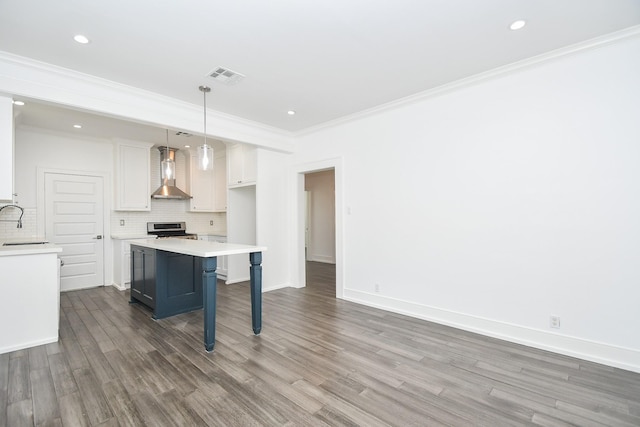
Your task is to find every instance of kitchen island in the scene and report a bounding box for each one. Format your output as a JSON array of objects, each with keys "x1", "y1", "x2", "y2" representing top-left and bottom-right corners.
[
  {"x1": 0, "y1": 240, "x2": 62, "y2": 354},
  {"x1": 128, "y1": 238, "x2": 266, "y2": 352}
]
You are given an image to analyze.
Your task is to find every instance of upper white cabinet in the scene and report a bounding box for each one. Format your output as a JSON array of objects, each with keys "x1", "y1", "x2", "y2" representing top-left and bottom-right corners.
[
  {"x1": 114, "y1": 139, "x2": 153, "y2": 211},
  {"x1": 227, "y1": 144, "x2": 256, "y2": 187},
  {"x1": 187, "y1": 147, "x2": 227, "y2": 212},
  {"x1": 187, "y1": 151, "x2": 215, "y2": 212},
  {"x1": 0, "y1": 97, "x2": 14, "y2": 202}
]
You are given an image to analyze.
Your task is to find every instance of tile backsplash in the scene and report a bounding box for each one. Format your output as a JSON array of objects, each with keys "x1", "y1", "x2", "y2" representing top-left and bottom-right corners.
[
  {"x1": 0, "y1": 202, "x2": 226, "y2": 240},
  {"x1": 111, "y1": 198, "x2": 226, "y2": 236},
  {"x1": 0, "y1": 207, "x2": 37, "y2": 239}
]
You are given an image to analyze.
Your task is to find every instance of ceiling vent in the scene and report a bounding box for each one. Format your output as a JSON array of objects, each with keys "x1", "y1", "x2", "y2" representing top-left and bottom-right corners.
[
  {"x1": 207, "y1": 66, "x2": 245, "y2": 85},
  {"x1": 175, "y1": 131, "x2": 192, "y2": 137}
]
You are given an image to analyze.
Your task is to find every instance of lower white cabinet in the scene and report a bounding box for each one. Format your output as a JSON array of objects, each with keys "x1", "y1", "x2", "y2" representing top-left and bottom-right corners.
[
  {"x1": 0, "y1": 250, "x2": 61, "y2": 353},
  {"x1": 113, "y1": 238, "x2": 148, "y2": 290},
  {"x1": 197, "y1": 234, "x2": 228, "y2": 279}
]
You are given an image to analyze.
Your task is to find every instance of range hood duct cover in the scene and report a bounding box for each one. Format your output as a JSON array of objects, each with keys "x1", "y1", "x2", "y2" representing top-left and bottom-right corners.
[{"x1": 151, "y1": 147, "x2": 192, "y2": 200}]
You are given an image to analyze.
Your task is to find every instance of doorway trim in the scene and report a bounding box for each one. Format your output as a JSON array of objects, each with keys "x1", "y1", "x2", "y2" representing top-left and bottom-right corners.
[
  {"x1": 36, "y1": 167, "x2": 112, "y2": 286},
  {"x1": 292, "y1": 157, "x2": 343, "y2": 298}
]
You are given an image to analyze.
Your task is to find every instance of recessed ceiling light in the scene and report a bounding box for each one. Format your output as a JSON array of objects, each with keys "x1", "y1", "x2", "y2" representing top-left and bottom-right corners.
[
  {"x1": 287, "y1": 110, "x2": 296, "y2": 116},
  {"x1": 74, "y1": 34, "x2": 90, "y2": 44},
  {"x1": 13, "y1": 100, "x2": 25, "y2": 106},
  {"x1": 510, "y1": 20, "x2": 526, "y2": 31},
  {"x1": 73, "y1": 124, "x2": 82, "y2": 129},
  {"x1": 184, "y1": 145, "x2": 191, "y2": 148}
]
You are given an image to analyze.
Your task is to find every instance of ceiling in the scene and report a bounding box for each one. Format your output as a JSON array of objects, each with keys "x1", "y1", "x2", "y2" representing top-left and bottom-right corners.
[{"x1": 2, "y1": 0, "x2": 640, "y2": 139}]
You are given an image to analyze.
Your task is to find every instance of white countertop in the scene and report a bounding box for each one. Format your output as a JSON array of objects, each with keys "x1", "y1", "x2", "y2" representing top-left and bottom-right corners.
[
  {"x1": 0, "y1": 239, "x2": 62, "y2": 257},
  {"x1": 111, "y1": 232, "x2": 227, "y2": 240},
  {"x1": 128, "y1": 238, "x2": 266, "y2": 258},
  {"x1": 189, "y1": 230, "x2": 227, "y2": 237},
  {"x1": 111, "y1": 233, "x2": 150, "y2": 240}
]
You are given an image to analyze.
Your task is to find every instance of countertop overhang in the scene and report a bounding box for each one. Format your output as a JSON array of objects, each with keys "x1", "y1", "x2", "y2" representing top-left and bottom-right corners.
[{"x1": 128, "y1": 238, "x2": 266, "y2": 258}]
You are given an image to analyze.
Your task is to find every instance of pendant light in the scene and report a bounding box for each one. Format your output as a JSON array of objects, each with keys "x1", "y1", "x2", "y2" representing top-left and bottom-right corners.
[
  {"x1": 198, "y1": 85, "x2": 213, "y2": 171},
  {"x1": 161, "y1": 129, "x2": 175, "y2": 180}
]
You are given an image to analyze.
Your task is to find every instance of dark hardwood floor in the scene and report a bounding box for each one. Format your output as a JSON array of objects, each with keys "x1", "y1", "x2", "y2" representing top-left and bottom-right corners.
[{"x1": 2, "y1": 261, "x2": 639, "y2": 426}]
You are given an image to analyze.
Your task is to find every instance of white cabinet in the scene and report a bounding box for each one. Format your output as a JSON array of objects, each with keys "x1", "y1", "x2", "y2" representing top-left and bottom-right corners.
[
  {"x1": 227, "y1": 144, "x2": 256, "y2": 187},
  {"x1": 0, "y1": 96, "x2": 14, "y2": 202},
  {"x1": 187, "y1": 149, "x2": 227, "y2": 212},
  {"x1": 113, "y1": 238, "x2": 147, "y2": 289},
  {"x1": 188, "y1": 152, "x2": 215, "y2": 212},
  {"x1": 197, "y1": 234, "x2": 228, "y2": 279},
  {"x1": 1, "y1": 250, "x2": 61, "y2": 353},
  {"x1": 114, "y1": 139, "x2": 153, "y2": 211}
]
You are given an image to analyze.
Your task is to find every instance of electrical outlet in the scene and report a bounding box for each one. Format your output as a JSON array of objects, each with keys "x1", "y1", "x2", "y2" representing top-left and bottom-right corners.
[
  {"x1": 210, "y1": 220, "x2": 213, "y2": 226},
  {"x1": 550, "y1": 316, "x2": 561, "y2": 329},
  {"x1": 120, "y1": 220, "x2": 125, "y2": 226},
  {"x1": 374, "y1": 283, "x2": 380, "y2": 293}
]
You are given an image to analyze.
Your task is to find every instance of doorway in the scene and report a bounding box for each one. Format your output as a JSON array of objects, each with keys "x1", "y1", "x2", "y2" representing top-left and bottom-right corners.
[
  {"x1": 304, "y1": 169, "x2": 335, "y2": 263},
  {"x1": 304, "y1": 170, "x2": 336, "y2": 295},
  {"x1": 294, "y1": 158, "x2": 343, "y2": 298},
  {"x1": 42, "y1": 171, "x2": 106, "y2": 291}
]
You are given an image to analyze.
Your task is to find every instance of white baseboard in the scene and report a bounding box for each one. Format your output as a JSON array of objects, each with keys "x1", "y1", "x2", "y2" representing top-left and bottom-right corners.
[
  {"x1": 224, "y1": 279, "x2": 292, "y2": 292},
  {"x1": 0, "y1": 336, "x2": 58, "y2": 355},
  {"x1": 111, "y1": 282, "x2": 129, "y2": 291},
  {"x1": 343, "y1": 289, "x2": 640, "y2": 374},
  {"x1": 225, "y1": 275, "x2": 250, "y2": 285},
  {"x1": 306, "y1": 255, "x2": 336, "y2": 264},
  {"x1": 263, "y1": 281, "x2": 294, "y2": 292}
]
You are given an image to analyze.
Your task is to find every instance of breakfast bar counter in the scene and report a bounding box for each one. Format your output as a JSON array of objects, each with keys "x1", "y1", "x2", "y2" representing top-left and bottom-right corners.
[{"x1": 128, "y1": 238, "x2": 266, "y2": 352}]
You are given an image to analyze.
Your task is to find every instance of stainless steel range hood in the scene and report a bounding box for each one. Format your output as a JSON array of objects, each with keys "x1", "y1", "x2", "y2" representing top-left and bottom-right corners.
[{"x1": 151, "y1": 147, "x2": 192, "y2": 200}]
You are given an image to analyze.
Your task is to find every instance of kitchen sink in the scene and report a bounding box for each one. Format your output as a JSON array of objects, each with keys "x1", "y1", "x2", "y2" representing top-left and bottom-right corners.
[{"x1": 3, "y1": 241, "x2": 49, "y2": 246}]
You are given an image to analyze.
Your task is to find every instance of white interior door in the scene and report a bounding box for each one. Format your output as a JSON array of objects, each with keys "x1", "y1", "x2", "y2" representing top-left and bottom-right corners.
[{"x1": 45, "y1": 172, "x2": 104, "y2": 291}]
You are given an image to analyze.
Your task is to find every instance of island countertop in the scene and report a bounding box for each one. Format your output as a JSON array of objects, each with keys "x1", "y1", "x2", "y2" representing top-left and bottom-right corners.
[{"x1": 128, "y1": 238, "x2": 267, "y2": 258}]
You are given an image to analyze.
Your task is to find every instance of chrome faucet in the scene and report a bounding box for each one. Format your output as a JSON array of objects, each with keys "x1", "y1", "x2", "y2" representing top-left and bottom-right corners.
[{"x1": 0, "y1": 204, "x2": 24, "y2": 228}]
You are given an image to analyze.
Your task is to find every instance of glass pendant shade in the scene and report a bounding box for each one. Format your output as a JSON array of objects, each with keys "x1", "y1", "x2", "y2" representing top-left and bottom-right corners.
[
  {"x1": 198, "y1": 144, "x2": 213, "y2": 171},
  {"x1": 161, "y1": 157, "x2": 175, "y2": 180},
  {"x1": 198, "y1": 85, "x2": 213, "y2": 171},
  {"x1": 161, "y1": 129, "x2": 176, "y2": 180}
]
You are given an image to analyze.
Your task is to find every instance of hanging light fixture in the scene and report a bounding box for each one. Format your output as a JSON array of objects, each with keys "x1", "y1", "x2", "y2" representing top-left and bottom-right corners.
[
  {"x1": 161, "y1": 129, "x2": 176, "y2": 181},
  {"x1": 198, "y1": 85, "x2": 213, "y2": 170}
]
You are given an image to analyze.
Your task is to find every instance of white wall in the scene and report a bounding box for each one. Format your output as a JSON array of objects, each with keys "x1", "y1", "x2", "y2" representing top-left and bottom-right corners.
[
  {"x1": 256, "y1": 148, "x2": 293, "y2": 291},
  {"x1": 292, "y1": 35, "x2": 640, "y2": 371},
  {"x1": 304, "y1": 170, "x2": 335, "y2": 263},
  {"x1": 15, "y1": 127, "x2": 114, "y2": 208},
  {"x1": 227, "y1": 185, "x2": 256, "y2": 283}
]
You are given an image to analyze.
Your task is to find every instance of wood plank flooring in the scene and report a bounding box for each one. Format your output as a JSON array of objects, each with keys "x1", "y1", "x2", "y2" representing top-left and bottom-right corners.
[{"x1": 2, "y1": 261, "x2": 640, "y2": 426}]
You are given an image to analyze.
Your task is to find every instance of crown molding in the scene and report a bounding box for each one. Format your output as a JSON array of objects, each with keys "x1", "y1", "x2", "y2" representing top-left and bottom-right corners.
[
  {"x1": 0, "y1": 51, "x2": 295, "y2": 153},
  {"x1": 296, "y1": 25, "x2": 640, "y2": 137}
]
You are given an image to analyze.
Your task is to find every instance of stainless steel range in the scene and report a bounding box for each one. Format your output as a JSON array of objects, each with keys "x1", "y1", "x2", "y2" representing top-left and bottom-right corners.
[{"x1": 147, "y1": 221, "x2": 197, "y2": 239}]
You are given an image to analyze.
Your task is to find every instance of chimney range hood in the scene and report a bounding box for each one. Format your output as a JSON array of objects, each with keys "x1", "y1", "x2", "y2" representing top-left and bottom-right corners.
[{"x1": 151, "y1": 147, "x2": 192, "y2": 200}]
